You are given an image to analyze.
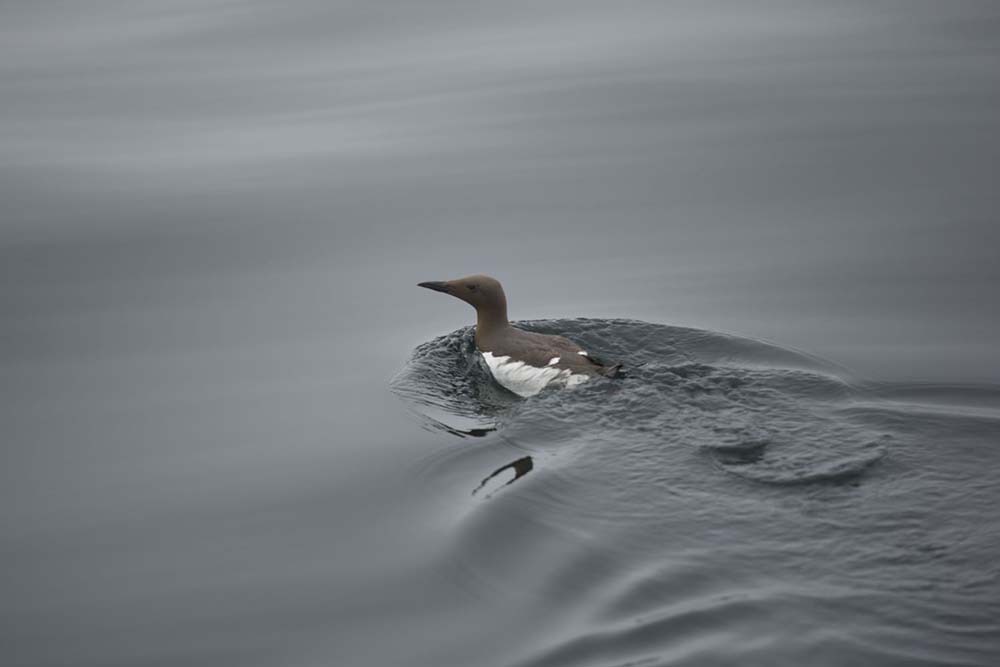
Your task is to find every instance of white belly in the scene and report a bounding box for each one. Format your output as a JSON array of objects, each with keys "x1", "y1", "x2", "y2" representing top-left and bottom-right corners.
[{"x1": 480, "y1": 351, "x2": 590, "y2": 397}]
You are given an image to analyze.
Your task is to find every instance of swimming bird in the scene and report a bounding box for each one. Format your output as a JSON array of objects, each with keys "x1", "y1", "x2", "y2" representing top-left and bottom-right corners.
[{"x1": 418, "y1": 275, "x2": 622, "y2": 397}]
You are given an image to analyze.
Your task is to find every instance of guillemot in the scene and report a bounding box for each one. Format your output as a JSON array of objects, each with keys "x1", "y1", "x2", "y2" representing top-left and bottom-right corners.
[{"x1": 418, "y1": 274, "x2": 622, "y2": 397}]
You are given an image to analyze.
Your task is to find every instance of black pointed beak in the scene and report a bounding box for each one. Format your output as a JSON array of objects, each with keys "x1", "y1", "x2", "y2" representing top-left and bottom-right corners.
[{"x1": 417, "y1": 281, "x2": 450, "y2": 294}]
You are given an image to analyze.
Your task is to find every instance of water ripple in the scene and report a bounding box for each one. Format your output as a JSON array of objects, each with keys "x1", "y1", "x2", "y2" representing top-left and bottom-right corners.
[
  {"x1": 392, "y1": 319, "x2": 1000, "y2": 666},
  {"x1": 393, "y1": 319, "x2": 889, "y2": 487}
]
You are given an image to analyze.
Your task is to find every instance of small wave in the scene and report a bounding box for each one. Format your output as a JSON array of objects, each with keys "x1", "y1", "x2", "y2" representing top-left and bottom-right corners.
[{"x1": 393, "y1": 319, "x2": 889, "y2": 487}]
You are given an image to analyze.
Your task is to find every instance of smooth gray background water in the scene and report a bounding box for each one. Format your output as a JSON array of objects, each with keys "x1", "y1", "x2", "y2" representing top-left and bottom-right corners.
[{"x1": 3, "y1": 2, "x2": 999, "y2": 666}]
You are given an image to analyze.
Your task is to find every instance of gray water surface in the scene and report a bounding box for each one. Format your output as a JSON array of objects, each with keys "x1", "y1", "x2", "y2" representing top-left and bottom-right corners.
[{"x1": 3, "y1": 2, "x2": 1000, "y2": 666}]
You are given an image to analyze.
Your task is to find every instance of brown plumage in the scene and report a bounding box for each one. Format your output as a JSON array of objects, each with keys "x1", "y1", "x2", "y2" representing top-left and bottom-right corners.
[{"x1": 417, "y1": 275, "x2": 622, "y2": 396}]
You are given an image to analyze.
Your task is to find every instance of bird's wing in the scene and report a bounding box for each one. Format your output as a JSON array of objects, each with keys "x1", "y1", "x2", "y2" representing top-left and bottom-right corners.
[{"x1": 496, "y1": 329, "x2": 618, "y2": 375}]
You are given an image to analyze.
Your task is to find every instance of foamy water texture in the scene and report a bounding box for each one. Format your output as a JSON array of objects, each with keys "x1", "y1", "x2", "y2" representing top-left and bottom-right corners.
[{"x1": 394, "y1": 319, "x2": 1000, "y2": 666}]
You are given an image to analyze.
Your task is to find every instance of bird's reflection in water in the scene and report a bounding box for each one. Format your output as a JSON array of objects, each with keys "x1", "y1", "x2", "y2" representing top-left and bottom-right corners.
[
  {"x1": 472, "y1": 456, "x2": 534, "y2": 498},
  {"x1": 414, "y1": 411, "x2": 497, "y2": 438},
  {"x1": 448, "y1": 426, "x2": 496, "y2": 438}
]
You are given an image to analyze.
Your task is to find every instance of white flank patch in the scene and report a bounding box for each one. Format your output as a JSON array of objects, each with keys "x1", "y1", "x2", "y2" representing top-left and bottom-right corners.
[
  {"x1": 578, "y1": 350, "x2": 588, "y2": 356},
  {"x1": 481, "y1": 351, "x2": 590, "y2": 397},
  {"x1": 548, "y1": 356, "x2": 560, "y2": 366}
]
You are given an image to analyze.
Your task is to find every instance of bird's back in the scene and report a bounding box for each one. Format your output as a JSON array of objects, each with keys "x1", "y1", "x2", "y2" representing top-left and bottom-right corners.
[{"x1": 480, "y1": 326, "x2": 621, "y2": 380}]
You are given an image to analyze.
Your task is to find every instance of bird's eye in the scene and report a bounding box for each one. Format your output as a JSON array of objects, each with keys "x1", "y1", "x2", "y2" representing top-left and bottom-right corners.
[{"x1": 467, "y1": 284, "x2": 478, "y2": 291}]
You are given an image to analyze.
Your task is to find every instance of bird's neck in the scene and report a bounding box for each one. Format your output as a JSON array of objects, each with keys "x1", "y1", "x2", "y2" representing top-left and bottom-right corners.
[{"x1": 475, "y1": 306, "x2": 509, "y2": 348}]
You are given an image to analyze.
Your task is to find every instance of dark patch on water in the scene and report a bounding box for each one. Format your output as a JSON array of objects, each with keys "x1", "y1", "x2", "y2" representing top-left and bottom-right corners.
[{"x1": 472, "y1": 456, "x2": 534, "y2": 498}]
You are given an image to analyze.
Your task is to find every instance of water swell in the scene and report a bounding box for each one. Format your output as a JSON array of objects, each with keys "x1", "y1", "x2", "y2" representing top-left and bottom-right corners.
[
  {"x1": 392, "y1": 318, "x2": 889, "y2": 487},
  {"x1": 392, "y1": 319, "x2": 1000, "y2": 666}
]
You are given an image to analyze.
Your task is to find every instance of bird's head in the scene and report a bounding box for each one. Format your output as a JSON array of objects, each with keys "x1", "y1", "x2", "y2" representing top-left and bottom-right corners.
[{"x1": 418, "y1": 274, "x2": 507, "y2": 317}]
